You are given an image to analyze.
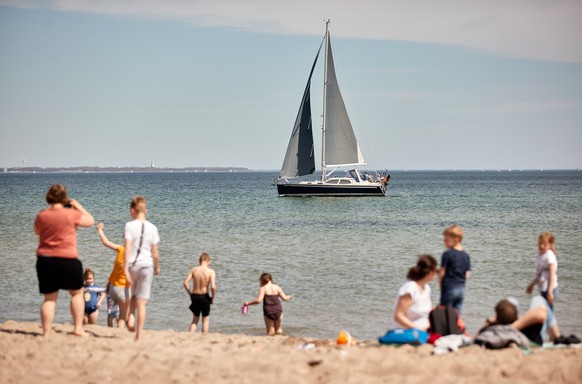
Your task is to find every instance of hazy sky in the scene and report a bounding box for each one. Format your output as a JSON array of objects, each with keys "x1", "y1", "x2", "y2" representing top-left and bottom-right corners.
[{"x1": 1, "y1": 1, "x2": 581, "y2": 170}]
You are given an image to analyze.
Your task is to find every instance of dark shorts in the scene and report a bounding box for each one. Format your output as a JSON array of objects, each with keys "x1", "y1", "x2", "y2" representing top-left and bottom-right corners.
[
  {"x1": 521, "y1": 324, "x2": 543, "y2": 345},
  {"x1": 36, "y1": 256, "x2": 83, "y2": 294},
  {"x1": 189, "y1": 294, "x2": 211, "y2": 317}
]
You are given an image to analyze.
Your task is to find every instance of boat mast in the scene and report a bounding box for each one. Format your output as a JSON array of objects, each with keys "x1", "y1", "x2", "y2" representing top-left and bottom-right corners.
[{"x1": 321, "y1": 19, "x2": 330, "y2": 182}]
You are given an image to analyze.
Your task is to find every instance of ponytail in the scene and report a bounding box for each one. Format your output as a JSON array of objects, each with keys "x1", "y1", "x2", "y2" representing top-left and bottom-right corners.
[
  {"x1": 407, "y1": 254, "x2": 437, "y2": 281},
  {"x1": 539, "y1": 232, "x2": 557, "y2": 256}
]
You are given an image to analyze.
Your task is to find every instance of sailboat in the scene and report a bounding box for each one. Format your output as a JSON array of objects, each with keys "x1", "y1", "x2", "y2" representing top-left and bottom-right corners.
[{"x1": 276, "y1": 21, "x2": 388, "y2": 197}]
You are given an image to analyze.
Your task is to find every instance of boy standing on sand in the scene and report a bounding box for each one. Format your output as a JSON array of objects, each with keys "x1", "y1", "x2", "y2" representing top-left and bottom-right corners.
[
  {"x1": 438, "y1": 225, "x2": 471, "y2": 314},
  {"x1": 183, "y1": 253, "x2": 216, "y2": 333}
]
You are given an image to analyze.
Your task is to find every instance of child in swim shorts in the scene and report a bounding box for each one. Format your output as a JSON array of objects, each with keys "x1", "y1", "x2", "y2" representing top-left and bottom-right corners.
[{"x1": 183, "y1": 253, "x2": 216, "y2": 333}]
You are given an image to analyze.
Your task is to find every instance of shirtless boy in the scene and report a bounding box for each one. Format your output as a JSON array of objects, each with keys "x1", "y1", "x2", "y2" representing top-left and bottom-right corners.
[{"x1": 183, "y1": 253, "x2": 216, "y2": 333}]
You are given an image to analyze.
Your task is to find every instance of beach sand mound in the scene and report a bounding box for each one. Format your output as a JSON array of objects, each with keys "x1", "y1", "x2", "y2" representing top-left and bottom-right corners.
[{"x1": 1, "y1": 321, "x2": 581, "y2": 383}]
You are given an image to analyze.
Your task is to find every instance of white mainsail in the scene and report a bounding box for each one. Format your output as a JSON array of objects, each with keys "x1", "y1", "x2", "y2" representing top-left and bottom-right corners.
[{"x1": 323, "y1": 28, "x2": 366, "y2": 169}]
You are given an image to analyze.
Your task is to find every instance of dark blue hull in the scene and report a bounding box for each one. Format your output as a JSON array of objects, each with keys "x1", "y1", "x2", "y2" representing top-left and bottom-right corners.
[{"x1": 276, "y1": 182, "x2": 386, "y2": 197}]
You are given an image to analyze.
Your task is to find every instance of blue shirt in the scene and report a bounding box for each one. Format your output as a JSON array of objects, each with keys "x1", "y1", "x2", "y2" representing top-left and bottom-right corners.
[
  {"x1": 84, "y1": 284, "x2": 104, "y2": 311},
  {"x1": 441, "y1": 249, "x2": 471, "y2": 290}
]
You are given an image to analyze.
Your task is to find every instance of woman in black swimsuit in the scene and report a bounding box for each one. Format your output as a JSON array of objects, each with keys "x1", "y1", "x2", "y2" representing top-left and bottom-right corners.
[{"x1": 244, "y1": 273, "x2": 292, "y2": 336}]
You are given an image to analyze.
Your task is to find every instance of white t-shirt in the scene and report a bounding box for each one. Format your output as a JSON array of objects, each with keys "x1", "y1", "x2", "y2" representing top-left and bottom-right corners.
[
  {"x1": 391, "y1": 280, "x2": 432, "y2": 331},
  {"x1": 124, "y1": 219, "x2": 160, "y2": 268},
  {"x1": 536, "y1": 250, "x2": 558, "y2": 292}
]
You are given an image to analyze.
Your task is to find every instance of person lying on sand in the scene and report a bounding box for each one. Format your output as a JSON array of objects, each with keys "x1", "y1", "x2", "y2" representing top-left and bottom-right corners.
[
  {"x1": 244, "y1": 273, "x2": 291, "y2": 336},
  {"x1": 183, "y1": 253, "x2": 216, "y2": 333},
  {"x1": 479, "y1": 296, "x2": 560, "y2": 344}
]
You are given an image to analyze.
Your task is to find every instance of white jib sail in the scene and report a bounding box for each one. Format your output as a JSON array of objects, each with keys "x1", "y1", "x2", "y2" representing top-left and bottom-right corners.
[{"x1": 323, "y1": 30, "x2": 366, "y2": 168}]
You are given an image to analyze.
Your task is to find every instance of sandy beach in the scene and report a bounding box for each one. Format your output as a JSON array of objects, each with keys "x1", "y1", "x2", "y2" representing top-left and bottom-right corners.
[{"x1": 1, "y1": 321, "x2": 580, "y2": 384}]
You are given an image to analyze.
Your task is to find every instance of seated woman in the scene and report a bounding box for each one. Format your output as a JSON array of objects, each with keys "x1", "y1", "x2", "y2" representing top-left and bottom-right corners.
[{"x1": 392, "y1": 255, "x2": 438, "y2": 331}]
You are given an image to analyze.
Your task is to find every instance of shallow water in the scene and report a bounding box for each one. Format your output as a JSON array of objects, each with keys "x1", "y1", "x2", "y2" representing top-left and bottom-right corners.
[{"x1": 0, "y1": 170, "x2": 581, "y2": 339}]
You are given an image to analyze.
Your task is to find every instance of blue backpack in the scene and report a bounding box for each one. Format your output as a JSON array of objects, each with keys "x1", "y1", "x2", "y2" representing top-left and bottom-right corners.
[{"x1": 378, "y1": 328, "x2": 429, "y2": 345}]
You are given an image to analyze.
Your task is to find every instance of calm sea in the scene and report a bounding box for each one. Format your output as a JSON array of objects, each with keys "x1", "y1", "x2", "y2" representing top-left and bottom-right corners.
[{"x1": 0, "y1": 170, "x2": 581, "y2": 340}]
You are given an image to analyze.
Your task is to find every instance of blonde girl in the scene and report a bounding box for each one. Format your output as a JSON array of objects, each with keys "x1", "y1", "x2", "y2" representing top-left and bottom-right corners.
[{"x1": 526, "y1": 232, "x2": 558, "y2": 309}]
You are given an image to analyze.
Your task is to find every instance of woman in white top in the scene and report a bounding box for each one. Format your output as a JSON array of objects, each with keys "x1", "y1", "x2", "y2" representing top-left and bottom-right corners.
[
  {"x1": 123, "y1": 196, "x2": 160, "y2": 341},
  {"x1": 392, "y1": 255, "x2": 438, "y2": 331}
]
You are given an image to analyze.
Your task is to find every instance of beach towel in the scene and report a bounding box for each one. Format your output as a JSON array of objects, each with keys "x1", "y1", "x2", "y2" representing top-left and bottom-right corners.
[
  {"x1": 474, "y1": 325, "x2": 530, "y2": 350},
  {"x1": 378, "y1": 328, "x2": 429, "y2": 346}
]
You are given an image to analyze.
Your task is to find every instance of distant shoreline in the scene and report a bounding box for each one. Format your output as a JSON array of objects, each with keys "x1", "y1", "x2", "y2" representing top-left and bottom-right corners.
[
  {"x1": 2, "y1": 166, "x2": 250, "y2": 174},
  {"x1": 1, "y1": 167, "x2": 579, "y2": 174}
]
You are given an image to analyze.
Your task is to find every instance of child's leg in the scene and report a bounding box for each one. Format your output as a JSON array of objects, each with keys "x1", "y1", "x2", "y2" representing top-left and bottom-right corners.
[
  {"x1": 441, "y1": 287, "x2": 464, "y2": 313},
  {"x1": 69, "y1": 288, "x2": 86, "y2": 336},
  {"x1": 118, "y1": 299, "x2": 129, "y2": 329},
  {"x1": 274, "y1": 314, "x2": 283, "y2": 335},
  {"x1": 545, "y1": 297, "x2": 560, "y2": 341},
  {"x1": 88, "y1": 310, "x2": 99, "y2": 324},
  {"x1": 263, "y1": 316, "x2": 275, "y2": 336},
  {"x1": 201, "y1": 316, "x2": 210, "y2": 334},
  {"x1": 40, "y1": 292, "x2": 59, "y2": 337},
  {"x1": 135, "y1": 299, "x2": 147, "y2": 341},
  {"x1": 452, "y1": 288, "x2": 465, "y2": 314},
  {"x1": 83, "y1": 313, "x2": 89, "y2": 324},
  {"x1": 542, "y1": 287, "x2": 559, "y2": 311},
  {"x1": 127, "y1": 297, "x2": 137, "y2": 332},
  {"x1": 190, "y1": 315, "x2": 199, "y2": 332},
  {"x1": 107, "y1": 315, "x2": 114, "y2": 327}
]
